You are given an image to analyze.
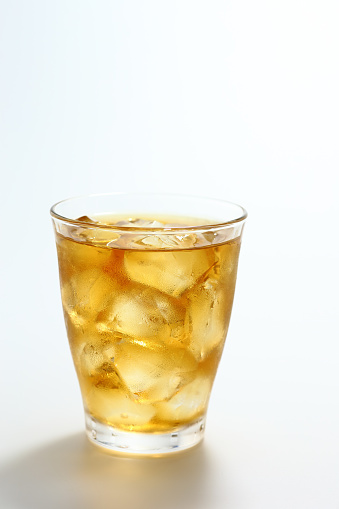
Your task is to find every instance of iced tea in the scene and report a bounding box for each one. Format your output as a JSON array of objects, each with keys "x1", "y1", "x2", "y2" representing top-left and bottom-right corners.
[{"x1": 55, "y1": 214, "x2": 241, "y2": 435}]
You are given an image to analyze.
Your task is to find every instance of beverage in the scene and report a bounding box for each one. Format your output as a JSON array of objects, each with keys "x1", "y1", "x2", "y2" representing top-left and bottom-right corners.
[{"x1": 51, "y1": 194, "x2": 246, "y2": 454}]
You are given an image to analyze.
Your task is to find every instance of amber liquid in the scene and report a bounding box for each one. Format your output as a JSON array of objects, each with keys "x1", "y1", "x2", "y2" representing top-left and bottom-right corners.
[{"x1": 56, "y1": 215, "x2": 240, "y2": 433}]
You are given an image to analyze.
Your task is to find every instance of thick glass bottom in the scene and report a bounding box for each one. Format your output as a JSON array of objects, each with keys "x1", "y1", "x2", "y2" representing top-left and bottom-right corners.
[{"x1": 85, "y1": 412, "x2": 206, "y2": 456}]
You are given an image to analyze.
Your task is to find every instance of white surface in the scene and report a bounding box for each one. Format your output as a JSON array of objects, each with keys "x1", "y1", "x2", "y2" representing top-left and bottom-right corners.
[{"x1": 0, "y1": 1, "x2": 338, "y2": 508}]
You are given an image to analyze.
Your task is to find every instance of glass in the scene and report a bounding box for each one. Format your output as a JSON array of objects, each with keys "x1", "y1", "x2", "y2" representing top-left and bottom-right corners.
[{"x1": 50, "y1": 193, "x2": 247, "y2": 455}]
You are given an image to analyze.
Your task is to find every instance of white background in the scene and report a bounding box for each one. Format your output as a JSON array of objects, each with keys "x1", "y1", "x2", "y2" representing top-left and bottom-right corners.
[{"x1": 0, "y1": 1, "x2": 338, "y2": 508}]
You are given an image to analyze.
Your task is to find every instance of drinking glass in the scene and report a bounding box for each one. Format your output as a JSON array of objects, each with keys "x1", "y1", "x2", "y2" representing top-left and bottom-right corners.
[{"x1": 51, "y1": 193, "x2": 247, "y2": 455}]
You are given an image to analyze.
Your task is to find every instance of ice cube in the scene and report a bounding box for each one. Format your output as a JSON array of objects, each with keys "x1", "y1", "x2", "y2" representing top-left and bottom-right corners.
[
  {"x1": 216, "y1": 239, "x2": 241, "y2": 279},
  {"x1": 124, "y1": 248, "x2": 215, "y2": 297},
  {"x1": 113, "y1": 339, "x2": 197, "y2": 403},
  {"x1": 187, "y1": 278, "x2": 230, "y2": 361},
  {"x1": 188, "y1": 278, "x2": 231, "y2": 361},
  {"x1": 76, "y1": 215, "x2": 98, "y2": 223},
  {"x1": 105, "y1": 218, "x2": 202, "y2": 250},
  {"x1": 195, "y1": 231, "x2": 230, "y2": 247},
  {"x1": 76, "y1": 228, "x2": 120, "y2": 247},
  {"x1": 80, "y1": 343, "x2": 105, "y2": 375},
  {"x1": 85, "y1": 389, "x2": 156, "y2": 428},
  {"x1": 56, "y1": 219, "x2": 120, "y2": 247},
  {"x1": 61, "y1": 268, "x2": 118, "y2": 327},
  {"x1": 66, "y1": 215, "x2": 120, "y2": 246},
  {"x1": 156, "y1": 376, "x2": 212, "y2": 422},
  {"x1": 100, "y1": 285, "x2": 189, "y2": 344},
  {"x1": 79, "y1": 340, "x2": 117, "y2": 378},
  {"x1": 105, "y1": 219, "x2": 165, "y2": 249},
  {"x1": 133, "y1": 233, "x2": 198, "y2": 249}
]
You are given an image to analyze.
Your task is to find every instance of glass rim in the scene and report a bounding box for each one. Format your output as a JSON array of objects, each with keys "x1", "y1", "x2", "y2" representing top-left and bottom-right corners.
[{"x1": 50, "y1": 192, "x2": 247, "y2": 232}]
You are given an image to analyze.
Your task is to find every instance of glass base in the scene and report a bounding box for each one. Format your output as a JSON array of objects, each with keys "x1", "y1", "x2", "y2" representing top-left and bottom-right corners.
[{"x1": 85, "y1": 412, "x2": 206, "y2": 456}]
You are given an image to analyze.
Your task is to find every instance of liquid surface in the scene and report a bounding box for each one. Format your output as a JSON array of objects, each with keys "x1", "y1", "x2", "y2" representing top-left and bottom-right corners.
[
  {"x1": 88, "y1": 213, "x2": 214, "y2": 227},
  {"x1": 56, "y1": 215, "x2": 241, "y2": 432}
]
